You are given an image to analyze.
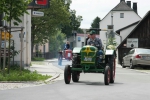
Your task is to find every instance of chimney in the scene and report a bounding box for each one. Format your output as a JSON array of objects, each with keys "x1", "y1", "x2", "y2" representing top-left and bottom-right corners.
[
  {"x1": 126, "y1": 1, "x2": 131, "y2": 8},
  {"x1": 133, "y1": 2, "x2": 137, "y2": 14},
  {"x1": 120, "y1": 0, "x2": 125, "y2": 2}
]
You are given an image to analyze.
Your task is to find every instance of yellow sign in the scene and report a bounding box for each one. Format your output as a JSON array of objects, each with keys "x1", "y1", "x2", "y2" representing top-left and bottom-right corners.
[{"x1": 0, "y1": 32, "x2": 13, "y2": 40}]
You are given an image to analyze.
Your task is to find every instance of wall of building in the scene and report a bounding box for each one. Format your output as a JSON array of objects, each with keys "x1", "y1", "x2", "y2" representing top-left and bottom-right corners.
[
  {"x1": 120, "y1": 24, "x2": 137, "y2": 41},
  {"x1": 100, "y1": 11, "x2": 141, "y2": 47},
  {"x1": 10, "y1": 10, "x2": 31, "y2": 67},
  {"x1": 33, "y1": 43, "x2": 49, "y2": 53}
]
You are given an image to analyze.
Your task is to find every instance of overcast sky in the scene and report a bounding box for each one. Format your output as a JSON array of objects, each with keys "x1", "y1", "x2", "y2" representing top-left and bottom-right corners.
[{"x1": 70, "y1": 0, "x2": 150, "y2": 29}]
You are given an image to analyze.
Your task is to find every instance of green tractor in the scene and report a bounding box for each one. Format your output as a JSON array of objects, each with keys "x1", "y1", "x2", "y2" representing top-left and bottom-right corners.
[{"x1": 64, "y1": 27, "x2": 116, "y2": 85}]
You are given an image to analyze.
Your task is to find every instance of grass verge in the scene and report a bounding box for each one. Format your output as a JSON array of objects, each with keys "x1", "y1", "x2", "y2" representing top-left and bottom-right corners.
[{"x1": 0, "y1": 65, "x2": 51, "y2": 82}]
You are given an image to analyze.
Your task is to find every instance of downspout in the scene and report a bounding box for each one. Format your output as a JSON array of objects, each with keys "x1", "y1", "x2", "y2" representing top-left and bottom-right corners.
[{"x1": 26, "y1": 13, "x2": 29, "y2": 66}]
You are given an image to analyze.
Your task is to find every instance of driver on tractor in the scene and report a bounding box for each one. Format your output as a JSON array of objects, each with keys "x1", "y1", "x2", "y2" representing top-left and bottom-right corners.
[
  {"x1": 64, "y1": 41, "x2": 70, "y2": 50},
  {"x1": 87, "y1": 30, "x2": 103, "y2": 63}
]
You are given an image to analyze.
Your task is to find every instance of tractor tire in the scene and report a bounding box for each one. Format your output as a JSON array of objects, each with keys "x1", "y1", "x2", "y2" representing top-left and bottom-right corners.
[
  {"x1": 72, "y1": 71, "x2": 80, "y2": 82},
  {"x1": 104, "y1": 66, "x2": 110, "y2": 85},
  {"x1": 109, "y1": 55, "x2": 116, "y2": 83},
  {"x1": 64, "y1": 65, "x2": 71, "y2": 84}
]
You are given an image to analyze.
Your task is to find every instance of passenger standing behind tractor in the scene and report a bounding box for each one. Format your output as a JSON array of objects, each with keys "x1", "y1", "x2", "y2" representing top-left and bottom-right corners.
[
  {"x1": 87, "y1": 30, "x2": 103, "y2": 63},
  {"x1": 58, "y1": 49, "x2": 63, "y2": 65},
  {"x1": 85, "y1": 34, "x2": 91, "y2": 45}
]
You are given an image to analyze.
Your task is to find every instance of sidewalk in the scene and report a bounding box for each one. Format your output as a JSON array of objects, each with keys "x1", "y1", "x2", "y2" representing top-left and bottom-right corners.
[
  {"x1": 0, "y1": 58, "x2": 63, "y2": 90},
  {"x1": 116, "y1": 60, "x2": 150, "y2": 74},
  {"x1": 29, "y1": 58, "x2": 64, "y2": 82}
]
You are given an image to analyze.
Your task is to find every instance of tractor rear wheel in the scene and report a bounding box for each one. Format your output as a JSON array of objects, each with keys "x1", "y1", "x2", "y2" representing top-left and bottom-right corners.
[{"x1": 64, "y1": 65, "x2": 71, "y2": 84}]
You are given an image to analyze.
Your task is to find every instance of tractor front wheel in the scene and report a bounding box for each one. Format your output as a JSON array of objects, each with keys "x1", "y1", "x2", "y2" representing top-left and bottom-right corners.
[
  {"x1": 109, "y1": 55, "x2": 116, "y2": 83},
  {"x1": 104, "y1": 66, "x2": 110, "y2": 85},
  {"x1": 64, "y1": 65, "x2": 71, "y2": 84},
  {"x1": 72, "y1": 71, "x2": 80, "y2": 82}
]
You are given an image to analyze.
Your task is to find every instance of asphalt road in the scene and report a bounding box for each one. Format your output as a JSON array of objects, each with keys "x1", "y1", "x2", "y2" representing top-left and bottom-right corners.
[{"x1": 1, "y1": 60, "x2": 150, "y2": 100}]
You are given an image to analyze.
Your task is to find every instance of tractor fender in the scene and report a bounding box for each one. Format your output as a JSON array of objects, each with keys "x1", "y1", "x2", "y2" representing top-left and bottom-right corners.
[
  {"x1": 105, "y1": 49, "x2": 115, "y2": 55},
  {"x1": 73, "y1": 47, "x2": 82, "y2": 54}
]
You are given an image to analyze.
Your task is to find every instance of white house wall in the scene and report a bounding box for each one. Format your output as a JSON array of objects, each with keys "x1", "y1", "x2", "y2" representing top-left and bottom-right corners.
[
  {"x1": 25, "y1": 10, "x2": 31, "y2": 66},
  {"x1": 100, "y1": 11, "x2": 141, "y2": 47},
  {"x1": 120, "y1": 24, "x2": 137, "y2": 41},
  {"x1": 11, "y1": 10, "x2": 31, "y2": 66},
  {"x1": 76, "y1": 36, "x2": 85, "y2": 47}
]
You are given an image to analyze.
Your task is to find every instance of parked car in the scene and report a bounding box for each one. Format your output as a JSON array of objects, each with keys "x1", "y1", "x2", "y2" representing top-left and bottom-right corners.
[{"x1": 122, "y1": 48, "x2": 150, "y2": 69}]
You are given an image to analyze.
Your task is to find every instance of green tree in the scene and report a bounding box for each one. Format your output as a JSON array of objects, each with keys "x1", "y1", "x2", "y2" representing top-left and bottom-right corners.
[
  {"x1": 0, "y1": 0, "x2": 31, "y2": 75},
  {"x1": 91, "y1": 16, "x2": 101, "y2": 28},
  {"x1": 0, "y1": 0, "x2": 31, "y2": 25},
  {"x1": 61, "y1": 10, "x2": 83, "y2": 37},
  {"x1": 49, "y1": 30, "x2": 66, "y2": 53},
  {"x1": 77, "y1": 28, "x2": 84, "y2": 33},
  {"x1": 31, "y1": 0, "x2": 70, "y2": 57}
]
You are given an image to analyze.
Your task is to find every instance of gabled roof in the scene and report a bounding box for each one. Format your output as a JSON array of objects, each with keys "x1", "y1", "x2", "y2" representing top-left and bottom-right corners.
[
  {"x1": 112, "y1": 1, "x2": 133, "y2": 11},
  {"x1": 117, "y1": 10, "x2": 150, "y2": 49},
  {"x1": 115, "y1": 20, "x2": 140, "y2": 33},
  {"x1": 100, "y1": 1, "x2": 141, "y2": 21}
]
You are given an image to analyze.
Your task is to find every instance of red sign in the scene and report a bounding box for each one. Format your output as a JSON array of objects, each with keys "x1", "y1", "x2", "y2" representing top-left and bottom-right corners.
[{"x1": 35, "y1": 0, "x2": 47, "y2": 5}]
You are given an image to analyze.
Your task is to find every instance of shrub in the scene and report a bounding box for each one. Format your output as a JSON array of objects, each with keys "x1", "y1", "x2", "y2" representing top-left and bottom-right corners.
[{"x1": 31, "y1": 57, "x2": 45, "y2": 61}]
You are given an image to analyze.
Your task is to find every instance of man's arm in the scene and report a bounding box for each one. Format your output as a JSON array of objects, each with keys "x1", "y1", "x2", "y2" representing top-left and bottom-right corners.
[{"x1": 96, "y1": 38, "x2": 102, "y2": 50}]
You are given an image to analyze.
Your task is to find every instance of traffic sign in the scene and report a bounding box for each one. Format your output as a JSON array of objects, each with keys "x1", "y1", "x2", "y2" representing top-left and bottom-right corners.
[
  {"x1": 35, "y1": 0, "x2": 48, "y2": 5},
  {"x1": 0, "y1": 32, "x2": 13, "y2": 40},
  {"x1": 1, "y1": 41, "x2": 9, "y2": 48},
  {"x1": 32, "y1": 11, "x2": 44, "y2": 17}
]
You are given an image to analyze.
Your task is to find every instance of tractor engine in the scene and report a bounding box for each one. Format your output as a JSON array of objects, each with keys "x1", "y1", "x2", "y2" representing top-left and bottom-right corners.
[{"x1": 80, "y1": 45, "x2": 98, "y2": 66}]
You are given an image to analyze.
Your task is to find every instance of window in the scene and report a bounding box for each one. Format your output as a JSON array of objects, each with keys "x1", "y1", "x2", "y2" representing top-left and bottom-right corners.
[
  {"x1": 128, "y1": 49, "x2": 134, "y2": 54},
  {"x1": 120, "y1": 13, "x2": 124, "y2": 18},
  {"x1": 78, "y1": 37, "x2": 81, "y2": 41}
]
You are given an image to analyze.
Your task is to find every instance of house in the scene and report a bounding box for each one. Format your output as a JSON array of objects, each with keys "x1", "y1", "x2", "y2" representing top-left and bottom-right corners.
[
  {"x1": 33, "y1": 42, "x2": 51, "y2": 59},
  {"x1": 117, "y1": 10, "x2": 150, "y2": 64},
  {"x1": 10, "y1": 10, "x2": 31, "y2": 66},
  {"x1": 0, "y1": 0, "x2": 50, "y2": 67},
  {"x1": 99, "y1": 0, "x2": 141, "y2": 48},
  {"x1": 115, "y1": 20, "x2": 140, "y2": 41}
]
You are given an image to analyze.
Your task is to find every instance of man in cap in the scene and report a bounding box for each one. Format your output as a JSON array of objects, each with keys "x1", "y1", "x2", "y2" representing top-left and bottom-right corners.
[
  {"x1": 87, "y1": 30, "x2": 103, "y2": 63},
  {"x1": 87, "y1": 30, "x2": 102, "y2": 50}
]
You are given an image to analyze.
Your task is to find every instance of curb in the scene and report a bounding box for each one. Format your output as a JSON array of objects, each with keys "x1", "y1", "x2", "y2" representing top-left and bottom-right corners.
[
  {"x1": 45, "y1": 73, "x2": 61, "y2": 82},
  {"x1": 116, "y1": 63, "x2": 150, "y2": 74}
]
